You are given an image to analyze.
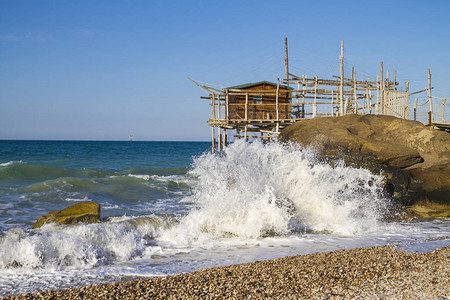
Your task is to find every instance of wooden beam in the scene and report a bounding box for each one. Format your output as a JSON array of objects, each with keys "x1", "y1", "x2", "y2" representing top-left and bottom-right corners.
[{"x1": 187, "y1": 77, "x2": 222, "y2": 93}]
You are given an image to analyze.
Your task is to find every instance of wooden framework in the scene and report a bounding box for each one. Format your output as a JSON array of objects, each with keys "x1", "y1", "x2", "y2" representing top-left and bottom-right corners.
[{"x1": 190, "y1": 40, "x2": 438, "y2": 153}]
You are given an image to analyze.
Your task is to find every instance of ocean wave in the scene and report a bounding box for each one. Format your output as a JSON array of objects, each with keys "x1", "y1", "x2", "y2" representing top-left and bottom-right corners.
[
  {"x1": 128, "y1": 174, "x2": 150, "y2": 180},
  {"x1": 0, "y1": 215, "x2": 175, "y2": 271},
  {"x1": 0, "y1": 162, "x2": 107, "y2": 181},
  {"x1": 160, "y1": 140, "x2": 390, "y2": 243},
  {"x1": 0, "y1": 161, "x2": 23, "y2": 167}
]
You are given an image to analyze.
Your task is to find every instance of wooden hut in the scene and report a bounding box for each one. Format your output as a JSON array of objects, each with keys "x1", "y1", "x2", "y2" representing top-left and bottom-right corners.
[{"x1": 227, "y1": 81, "x2": 292, "y2": 121}]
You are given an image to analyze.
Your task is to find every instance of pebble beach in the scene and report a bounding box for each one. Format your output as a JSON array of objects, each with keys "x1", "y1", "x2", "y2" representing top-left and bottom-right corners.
[{"x1": 4, "y1": 245, "x2": 449, "y2": 299}]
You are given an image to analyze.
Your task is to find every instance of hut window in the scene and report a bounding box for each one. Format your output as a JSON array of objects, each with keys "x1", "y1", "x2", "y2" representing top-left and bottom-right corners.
[{"x1": 253, "y1": 95, "x2": 262, "y2": 104}]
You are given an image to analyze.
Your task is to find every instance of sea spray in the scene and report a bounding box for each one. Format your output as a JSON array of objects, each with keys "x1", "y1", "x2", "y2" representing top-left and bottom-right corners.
[
  {"x1": 0, "y1": 215, "x2": 173, "y2": 270},
  {"x1": 160, "y1": 140, "x2": 390, "y2": 243}
]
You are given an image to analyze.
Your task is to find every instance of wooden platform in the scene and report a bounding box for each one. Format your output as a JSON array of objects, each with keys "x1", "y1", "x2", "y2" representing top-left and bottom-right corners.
[{"x1": 432, "y1": 122, "x2": 450, "y2": 131}]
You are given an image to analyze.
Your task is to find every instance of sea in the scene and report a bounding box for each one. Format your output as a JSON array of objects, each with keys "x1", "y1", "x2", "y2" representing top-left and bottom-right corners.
[{"x1": 0, "y1": 140, "x2": 448, "y2": 297}]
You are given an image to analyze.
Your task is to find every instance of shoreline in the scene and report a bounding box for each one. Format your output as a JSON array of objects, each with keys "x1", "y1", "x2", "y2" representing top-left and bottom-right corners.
[{"x1": 3, "y1": 245, "x2": 449, "y2": 299}]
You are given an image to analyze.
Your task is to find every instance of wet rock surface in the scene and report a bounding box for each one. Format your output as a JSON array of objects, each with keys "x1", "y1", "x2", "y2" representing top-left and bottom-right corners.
[
  {"x1": 32, "y1": 201, "x2": 100, "y2": 229},
  {"x1": 3, "y1": 246, "x2": 449, "y2": 299},
  {"x1": 280, "y1": 114, "x2": 450, "y2": 216}
]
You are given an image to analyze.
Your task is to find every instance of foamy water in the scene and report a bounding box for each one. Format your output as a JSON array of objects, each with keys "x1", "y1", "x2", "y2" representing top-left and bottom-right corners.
[{"x1": 0, "y1": 140, "x2": 448, "y2": 297}]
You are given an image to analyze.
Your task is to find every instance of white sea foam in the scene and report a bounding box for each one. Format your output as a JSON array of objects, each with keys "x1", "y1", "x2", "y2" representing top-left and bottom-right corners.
[
  {"x1": 0, "y1": 160, "x2": 23, "y2": 167},
  {"x1": 0, "y1": 215, "x2": 172, "y2": 271},
  {"x1": 127, "y1": 174, "x2": 150, "y2": 180},
  {"x1": 65, "y1": 196, "x2": 92, "y2": 202},
  {"x1": 160, "y1": 140, "x2": 389, "y2": 244}
]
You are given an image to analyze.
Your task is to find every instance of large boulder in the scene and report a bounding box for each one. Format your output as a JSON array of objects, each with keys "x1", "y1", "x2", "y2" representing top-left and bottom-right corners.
[
  {"x1": 280, "y1": 114, "x2": 450, "y2": 217},
  {"x1": 32, "y1": 201, "x2": 100, "y2": 229}
]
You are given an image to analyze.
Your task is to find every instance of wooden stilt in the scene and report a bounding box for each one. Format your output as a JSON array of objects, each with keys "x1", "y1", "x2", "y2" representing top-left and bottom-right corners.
[
  {"x1": 244, "y1": 125, "x2": 248, "y2": 142},
  {"x1": 313, "y1": 75, "x2": 318, "y2": 117},
  {"x1": 218, "y1": 127, "x2": 222, "y2": 154},
  {"x1": 352, "y1": 67, "x2": 357, "y2": 113},
  {"x1": 339, "y1": 40, "x2": 344, "y2": 116},
  {"x1": 276, "y1": 78, "x2": 280, "y2": 121},
  {"x1": 302, "y1": 75, "x2": 306, "y2": 118},
  {"x1": 414, "y1": 98, "x2": 418, "y2": 121},
  {"x1": 386, "y1": 70, "x2": 390, "y2": 115},
  {"x1": 223, "y1": 129, "x2": 227, "y2": 151},
  {"x1": 376, "y1": 74, "x2": 380, "y2": 115},
  {"x1": 331, "y1": 90, "x2": 334, "y2": 116},
  {"x1": 211, "y1": 126, "x2": 215, "y2": 153},
  {"x1": 428, "y1": 69, "x2": 433, "y2": 123},
  {"x1": 380, "y1": 62, "x2": 384, "y2": 114},
  {"x1": 405, "y1": 81, "x2": 409, "y2": 119}
]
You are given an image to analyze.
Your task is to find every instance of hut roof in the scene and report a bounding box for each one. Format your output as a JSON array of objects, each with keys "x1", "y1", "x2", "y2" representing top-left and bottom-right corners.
[{"x1": 226, "y1": 81, "x2": 293, "y2": 90}]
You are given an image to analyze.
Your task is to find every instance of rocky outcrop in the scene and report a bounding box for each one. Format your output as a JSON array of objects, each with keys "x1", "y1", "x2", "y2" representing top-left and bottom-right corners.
[
  {"x1": 280, "y1": 114, "x2": 450, "y2": 217},
  {"x1": 32, "y1": 201, "x2": 100, "y2": 229}
]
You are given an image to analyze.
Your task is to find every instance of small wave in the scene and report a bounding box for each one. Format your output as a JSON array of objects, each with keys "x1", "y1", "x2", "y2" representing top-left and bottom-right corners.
[
  {"x1": 128, "y1": 174, "x2": 150, "y2": 180},
  {"x1": 0, "y1": 215, "x2": 175, "y2": 271},
  {"x1": 0, "y1": 161, "x2": 23, "y2": 167},
  {"x1": 65, "y1": 196, "x2": 92, "y2": 202},
  {"x1": 0, "y1": 163, "x2": 108, "y2": 182}
]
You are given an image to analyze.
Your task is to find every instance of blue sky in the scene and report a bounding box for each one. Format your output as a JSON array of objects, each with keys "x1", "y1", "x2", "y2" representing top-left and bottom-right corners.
[{"x1": 1, "y1": 0, "x2": 449, "y2": 141}]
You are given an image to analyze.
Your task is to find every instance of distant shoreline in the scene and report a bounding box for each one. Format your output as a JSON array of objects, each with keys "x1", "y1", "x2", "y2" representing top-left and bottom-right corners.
[{"x1": 4, "y1": 245, "x2": 449, "y2": 299}]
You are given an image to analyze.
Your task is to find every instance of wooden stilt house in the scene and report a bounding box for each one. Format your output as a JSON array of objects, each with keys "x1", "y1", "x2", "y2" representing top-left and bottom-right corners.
[{"x1": 227, "y1": 81, "x2": 292, "y2": 121}]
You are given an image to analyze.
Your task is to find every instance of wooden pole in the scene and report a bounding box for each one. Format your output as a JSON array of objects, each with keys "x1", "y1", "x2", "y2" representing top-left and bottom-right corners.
[
  {"x1": 212, "y1": 93, "x2": 216, "y2": 120},
  {"x1": 276, "y1": 78, "x2": 280, "y2": 121},
  {"x1": 428, "y1": 68, "x2": 433, "y2": 123},
  {"x1": 386, "y1": 70, "x2": 390, "y2": 115},
  {"x1": 245, "y1": 92, "x2": 249, "y2": 121},
  {"x1": 313, "y1": 75, "x2": 318, "y2": 118},
  {"x1": 211, "y1": 126, "x2": 215, "y2": 153},
  {"x1": 218, "y1": 127, "x2": 222, "y2": 154},
  {"x1": 376, "y1": 74, "x2": 380, "y2": 115},
  {"x1": 217, "y1": 93, "x2": 221, "y2": 120},
  {"x1": 225, "y1": 89, "x2": 229, "y2": 120},
  {"x1": 339, "y1": 40, "x2": 344, "y2": 116},
  {"x1": 352, "y1": 67, "x2": 357, "y2": 113},
  {"x1": 284, "y1": 37, "x2": 289, "y2": 85},
  {"x1": 380, "y1": 62, "x2": 384, "y2": 114},
  {"x1": 344, "y1": 97, "x2": 349, "y2": 115},
  {"x1": 394, "y1": 71, "x2": 397, "y2": 116},
  {"x1": 222, "y1": 129, "x2": 227, "y2": 151},
  {"x1": 331, "y1": 90, "x2": 334, "y2": 116},
  {"x1": 365, "y1": 78, "x2": 369, "y2": 114},
  {"x1": 302, "y1": 75, "x2": 306, "y2": 118},
  {"x1": 414, "y1": 98, "x2": 418, "y2": 121},
  {"x1": 405, "y1": 81, "x2": 409, "y2": 119},
  {"x1": 441, "y1": 99, "x2": 446, "y2": 122}
]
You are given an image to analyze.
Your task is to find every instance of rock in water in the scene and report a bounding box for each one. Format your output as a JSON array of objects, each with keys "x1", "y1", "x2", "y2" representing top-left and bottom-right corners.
[
  {"x1": 280, "y1": 115, "x2": 450, "y2": 216},
  {"x1": 32, "y1": 201, "x2": 100, "y2": 229}
]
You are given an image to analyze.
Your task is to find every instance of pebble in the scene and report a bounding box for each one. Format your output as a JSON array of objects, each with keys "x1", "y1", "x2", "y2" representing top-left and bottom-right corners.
[{"x1": 3, "y1": 245, "x2": 449, "y2": 299}]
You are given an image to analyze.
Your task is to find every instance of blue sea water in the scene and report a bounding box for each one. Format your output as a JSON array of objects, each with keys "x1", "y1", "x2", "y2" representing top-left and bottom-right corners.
[
  {"x1": 0, "y1": 140, "x2": 448, "y2": 297},
  {"x1": 0, "y1": 141, "x2": 209, "y2": 230}
]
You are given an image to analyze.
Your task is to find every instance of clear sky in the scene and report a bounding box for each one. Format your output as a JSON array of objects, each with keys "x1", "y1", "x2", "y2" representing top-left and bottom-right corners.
[{"x1": 1, "y1": 0, "x2": 449, "y2": 141}]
